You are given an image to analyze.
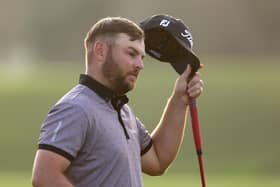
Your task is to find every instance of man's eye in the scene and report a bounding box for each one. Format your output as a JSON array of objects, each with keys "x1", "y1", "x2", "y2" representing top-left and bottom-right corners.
[{"x1": 128, "y1": 52, "x2": 136, "y2": 57}]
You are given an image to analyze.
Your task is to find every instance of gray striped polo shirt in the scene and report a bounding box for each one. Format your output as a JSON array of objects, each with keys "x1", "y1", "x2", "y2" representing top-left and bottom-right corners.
[{"x1": 38, "y1": 74, "x2": 152, "y2": 187}]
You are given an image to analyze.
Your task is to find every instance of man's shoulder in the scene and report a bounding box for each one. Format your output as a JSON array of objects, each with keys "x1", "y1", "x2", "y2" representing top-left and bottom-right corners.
[
  {"x1": 58, "y1": 84, "x2": 99, "y2": 105},
  {"x1": 54, "y1": 84, "x2": 108, "y2": 114}
]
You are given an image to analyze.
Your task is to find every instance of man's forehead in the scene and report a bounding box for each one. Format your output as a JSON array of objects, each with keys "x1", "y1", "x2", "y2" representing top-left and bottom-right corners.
[{"x1": 115, "y1": 33, "x2": 145, "y2": 55}]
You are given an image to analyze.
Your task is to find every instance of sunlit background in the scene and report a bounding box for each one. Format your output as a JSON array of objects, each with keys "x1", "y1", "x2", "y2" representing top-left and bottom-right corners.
[{"x1": 0, "y1": 1, "x2": 279, "y2": 186}]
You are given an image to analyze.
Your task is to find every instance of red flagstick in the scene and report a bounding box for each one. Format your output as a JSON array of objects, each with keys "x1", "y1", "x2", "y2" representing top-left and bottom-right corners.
[{"x1": 190, "y1": 98, "x2": 206, "y2": 187}]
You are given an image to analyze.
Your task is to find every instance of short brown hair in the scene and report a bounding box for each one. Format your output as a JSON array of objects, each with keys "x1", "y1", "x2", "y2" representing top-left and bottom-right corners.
[{"x1": 84, "y1": 17, "x2": 144, "y2": 50}]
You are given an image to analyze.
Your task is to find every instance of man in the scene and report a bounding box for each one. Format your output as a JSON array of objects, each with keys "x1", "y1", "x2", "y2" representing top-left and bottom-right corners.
[{"x1": 32, "y1": 17, "x2": 203, "y2": 187}]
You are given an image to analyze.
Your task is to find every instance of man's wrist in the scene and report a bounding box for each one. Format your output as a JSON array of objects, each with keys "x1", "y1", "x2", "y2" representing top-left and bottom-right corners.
[{"x1": 169, "y1": 95, "x2": 189, "y2": 109}]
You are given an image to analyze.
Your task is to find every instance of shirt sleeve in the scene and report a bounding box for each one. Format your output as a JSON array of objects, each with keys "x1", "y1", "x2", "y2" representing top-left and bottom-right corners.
[
  {"x1": 38, "y1": 102, "x2": 89, "y2": 162},
  {"x1": 135, "y1": 117, "x2": 152, "y2": 156}
]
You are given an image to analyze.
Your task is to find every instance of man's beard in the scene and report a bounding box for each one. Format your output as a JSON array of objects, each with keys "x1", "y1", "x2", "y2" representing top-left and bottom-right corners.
[{"x1": 101, "y1": 47, "x2": 137, "y2": 95}]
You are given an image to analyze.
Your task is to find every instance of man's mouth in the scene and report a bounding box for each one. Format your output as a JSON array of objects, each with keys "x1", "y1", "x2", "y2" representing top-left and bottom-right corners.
[{"x1": 127, "y1": 71, "x2": 139, "y2": 79}]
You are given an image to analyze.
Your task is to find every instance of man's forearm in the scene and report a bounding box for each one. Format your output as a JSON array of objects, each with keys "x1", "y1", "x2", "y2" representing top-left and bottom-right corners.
[{"x1": 151, "y1": 95, "x2": 188, "y2": 170}]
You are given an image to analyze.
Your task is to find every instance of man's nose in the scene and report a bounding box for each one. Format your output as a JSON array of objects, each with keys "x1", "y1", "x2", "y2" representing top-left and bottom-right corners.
[{"x1": 135, "y1": 58, "x2": 144, "y2": 70}]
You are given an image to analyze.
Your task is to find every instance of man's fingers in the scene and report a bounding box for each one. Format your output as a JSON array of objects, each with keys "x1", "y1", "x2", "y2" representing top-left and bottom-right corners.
[
  {"x1": 187, "y1": 84, "x2": 203, "y2": 98},
  {"x1": 188, "y1": 88, "x2": 202, "y2": 98},
  {"x1": 187, "y1": 83, "x2": 203, "y2": 93},
  {"x1": 188, "y1": 72, "x2": 202, "y2": 88},
  {"x1": 187, "y1": 75, "x2": 204, "y2": 98}
]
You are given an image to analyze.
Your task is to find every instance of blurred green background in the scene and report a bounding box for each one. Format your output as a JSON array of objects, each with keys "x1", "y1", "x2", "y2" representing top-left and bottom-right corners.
[{"x1": 0, "y1": 0, "x2": 279, "y2": 186}]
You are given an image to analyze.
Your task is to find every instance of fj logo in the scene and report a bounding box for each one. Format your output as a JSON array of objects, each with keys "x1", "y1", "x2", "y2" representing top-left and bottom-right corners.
[
  {"x1": 181, "y1": 29, "x2": 193, "y2": 47},
  {"x1": 160, "y1": 19, "x2": 170, "y2": 27}
]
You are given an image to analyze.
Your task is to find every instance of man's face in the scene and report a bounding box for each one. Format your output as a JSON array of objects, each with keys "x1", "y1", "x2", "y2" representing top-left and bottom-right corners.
[{"x1": 101, "y1": 33, "x2": 145, "y2": 95}]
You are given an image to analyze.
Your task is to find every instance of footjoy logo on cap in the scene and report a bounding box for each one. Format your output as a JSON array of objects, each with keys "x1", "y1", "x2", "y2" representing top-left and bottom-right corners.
[
  {"x1": 159, "y1": 18, "x2": 194, "y2": 48},
  {"x1": 181, "y1": 29, "x2": 193, "y2": 48},
  {"x1": 159, "y1": 19, "x2": 170, "y2": 27}
]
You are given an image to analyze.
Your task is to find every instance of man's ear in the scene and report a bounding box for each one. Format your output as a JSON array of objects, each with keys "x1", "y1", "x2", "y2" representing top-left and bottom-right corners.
[{"x1": 93, "y1": 40, "x2": 108, "y2": 61}]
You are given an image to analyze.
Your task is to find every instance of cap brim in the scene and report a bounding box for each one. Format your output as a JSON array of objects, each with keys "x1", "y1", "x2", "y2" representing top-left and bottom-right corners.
[
  {"x1": 170, "y1": 51, "x2": 200, "y2": 75},
  {"x1": 168, "y1": 35, "x2": 200, "y2": 75}
]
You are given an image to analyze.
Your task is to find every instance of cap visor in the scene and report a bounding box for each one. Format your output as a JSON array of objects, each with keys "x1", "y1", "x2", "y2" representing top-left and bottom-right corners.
[{"x1": 170, "y1": 52, "x2": 200, "y2": 75}]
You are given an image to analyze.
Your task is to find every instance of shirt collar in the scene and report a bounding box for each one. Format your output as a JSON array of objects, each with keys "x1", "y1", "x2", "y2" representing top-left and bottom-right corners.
[{"x1": 79, "y1": 74, "x2": 129, "y2": 108}]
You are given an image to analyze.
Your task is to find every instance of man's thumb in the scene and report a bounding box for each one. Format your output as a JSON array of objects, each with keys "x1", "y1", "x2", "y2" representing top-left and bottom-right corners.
[{"x1": 182, "y1": 64, "x2": 192, "y2": 79}]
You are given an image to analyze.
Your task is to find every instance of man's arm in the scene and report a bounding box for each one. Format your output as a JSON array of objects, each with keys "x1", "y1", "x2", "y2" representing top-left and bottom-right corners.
[
  {"x1": 31, "y1": 150, "x2": 73, "y2": 187},
  {"x1": 141, "y1": 65, "x2": 203, "y2": 175}
]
